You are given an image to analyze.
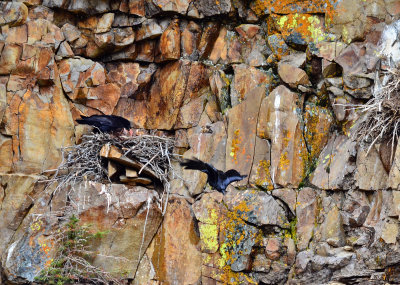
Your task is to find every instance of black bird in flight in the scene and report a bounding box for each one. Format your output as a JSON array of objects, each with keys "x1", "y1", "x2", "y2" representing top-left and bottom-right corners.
[
  {"x1": 76, "y1": 115, "x2": 133, "y2": 134},
  {"x1": 180, "y1": 158, "x2": 247, "y2": 194}
]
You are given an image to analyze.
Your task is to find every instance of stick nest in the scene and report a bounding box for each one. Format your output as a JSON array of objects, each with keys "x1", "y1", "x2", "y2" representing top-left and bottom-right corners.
[
  {"x1": 46, "y1": 132, "x2": 176, "y2": 194},
  {"x1": 351, "y1": 68, "x2": 400, "y2": 153}
]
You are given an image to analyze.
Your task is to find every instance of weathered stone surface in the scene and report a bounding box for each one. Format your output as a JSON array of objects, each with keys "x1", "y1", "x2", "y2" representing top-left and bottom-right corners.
[
  {"x1": 342, "y1": 190, "x2": 370, "y2": 227},
  {"x1": 136, "y1": 19, "x2": 163, "y2": 41},
  {"x1": 226, "y1": 85, "x2": 265, "y2": 185},
  {"x1": 0, "y1": 2, "x2": 28, "y2": 27},
  {"x1": 152, "y1": 197, "x2": 202, "y2": 284},
  {"x1": 156, "y1": 19, "x2": 180, "y2": 61},
  {"x1": 224, "y1": 189, "x2": 288, "y2": 228},
  {"x1": 311, "y1": 135, "x2": 357, "y2": 190},
  {"x1": 194, "y1": 0, "x2": 232, "y2": 17},
  {"x1": 321, "y1": 205, "x2": 346, "y2": 247},
  {"x1": 296, "y1": 188, "x2": 318, "y2": 251},
  {"x1": 257, "y1": 85, "x2": 307, "y2": 188},
  {"x1": 355, "y1": 146, "x2": 388, "y2": 190},
  {"x1": 388, "y1": 142, "x2": 400, "y2": 189},
  {"x1": 153, "y1": 0, "x2": 191, "y2": 14},
  {"x1": 0, "y1": 44, "x2": 22, "y2": 75},
  {"x1": 278, "y1": 61, "x2": 311, "y2": 89},
  {"x1": 230, "y1": 64, "x2": 272, "y2": 106},
  {"x1": 181, "y1": 21, "x2": 201, "y2": 59}
]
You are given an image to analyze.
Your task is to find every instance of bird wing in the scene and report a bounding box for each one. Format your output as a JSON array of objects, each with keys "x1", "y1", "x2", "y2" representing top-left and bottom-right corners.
[
  {"x1": 180, "y1": 158, "x2": 218, "y2": 179},
  {"x1": 222, "y1": 169, "x2": 247, "y2": 188},
  {"x1": 76, "y1": 115, "x2": 130, "y2": 132}
]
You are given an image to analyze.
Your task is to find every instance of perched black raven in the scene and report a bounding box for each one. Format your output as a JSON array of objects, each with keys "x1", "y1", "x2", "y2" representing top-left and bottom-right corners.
[
  {"x1": 180, "y1": 158, "x2": 247, "y2": 194},
  {"x1": 76, "y1": 115, "x2": 132, "y2": 133}
]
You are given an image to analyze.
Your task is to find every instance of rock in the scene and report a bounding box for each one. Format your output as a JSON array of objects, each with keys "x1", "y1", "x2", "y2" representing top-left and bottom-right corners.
[
  {"x1": 381, "y1": 222, "x2": 399, "y2": 244},
  {"x1": 181, "y1": 21, "x2": 202, "y2": 59},
  {"x1": 0, "y1": 2, "x2": 28, "y2": 27},
  {"x1": 209, "y1": 69, "x2": 231, "y2": 112},
  {"x1": 145, "y1": 60, "x2": 191, "y2": 129},
  {"x1": 94, "y1": 13, "x2": 114, "y2": 33},
  {"x1": 43, "y1": 0, "x2": 111, "y2": 14},
  {"x1": 224, "y1": 189, "x2": 288, "y2": 228},
  {"x1": 311, "y1": 135, "x2": 357, "y2": 190},
  {"x1": 0, "y1": 44, "x2": 22, "y2": 75},
  {"x1": 252, "y1": 254, "x2": 272, "y2": 272},
  {"x1": 355, "y1": 146, "x2": 388, "y2": 190},
  {"x1": 56, "y1": 41, "x2": 74, "y2": 58},
  {"x1": 257, "y1": 85, "x2": 307, "y2": 188},
  {"x1": 0, "y1": 174, "x2": 41, "y2": 257},
  {"x1": 151, "y1": 197, "x2": 202, "y2": 284},
  {"x1": 250, "y1": 137, "x2": 273, "y2": 189},
  {"x1": 153, "y1": 0, "x2": 191, "y2": 14},
  {"x1": 321, "y1": 206, "x2": 346, "y2": 247},
  {"x1": 393, "y1": 191, "x2": 400, "y2": 220},
  {"x1": 61, "y1": 23, "x2": 81, "y2": 43},
  {"x1": 235, "y1": 24, "x2": 269, "y2": 67},
  {"x1": 86, "y1": 83, "x2": 120, "y2": 115},
  {"x1": 230, "y1": 64, "x2": 272, "y2": 106},
  {"x1": 388, "y1": 141, "x2": 400, "y2": 189},
  {"x1": 198, "y1": 22, "x2": 220, "y2": 59},
  {"x1": 342, "y1": 190, "x2": 370, "y2": 227},
  {"x1": 136, "y1": 19, "x2": 163, "y2": 41},
  {"x1": 312, "y1": 41, "x2": 346, "y2": 62},
  {"x1": 193, "y1": 192, "x2": 225, "y2": 253},
  {"x1": 267, "y1": 33, "x2": 290, "y2": 60},
  {"x1": 194, "y1": 0, "x2": 232, "y2": 17},
  {"x1": 296, "y1": 188, "x2": 318, "y2": 251},
  {"x1": 278, "y1": 62, "x2": 311, "y2": 89},
  {"x1": 156, "y1": 19, "x2": 180, "y2": 61},
  {"x1": 106, "y1": 62, "x2": 141, "y2": 98},
  {"x1": 272, "y1": 188, "x2": 297, "y2": 215},
  {"x1": 226, "y1": 86, "x2": 265, "y2": 185}
]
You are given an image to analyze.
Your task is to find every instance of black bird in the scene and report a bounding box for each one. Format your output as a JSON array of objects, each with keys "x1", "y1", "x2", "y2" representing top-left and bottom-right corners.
[
  {"x1": 76, "y1": 115, "x2": 132, "y2": 134},
  {"x1": 180, "y1": 158, "x2": 247, "y2": 194}
]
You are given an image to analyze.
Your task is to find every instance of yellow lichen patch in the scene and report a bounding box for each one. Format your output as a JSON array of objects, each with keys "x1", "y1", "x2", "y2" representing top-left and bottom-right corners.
[
  {"x1": 216, "y1": 199, "x2": 260, "y2": 284},
  {"x1": 230, "y1": 129, "x2": 242, "y2": 164},
  {"x1": 199, "y1": 223, "x2": 219, "y2": 253},
  {"x1": 273, "y1": 13, "x2": 328, "y2": 44},
  {"x1": 279, "y1": 151, "x2": 290, "y2": 171},
  {"x1": 255, "y1": 159, "x2": 274, "y2": 190}
]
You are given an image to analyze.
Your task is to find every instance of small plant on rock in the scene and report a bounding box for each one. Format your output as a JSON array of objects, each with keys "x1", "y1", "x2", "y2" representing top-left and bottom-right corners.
[{"x1": 35, "y1": 215, "x2": 118, "y2": 285}]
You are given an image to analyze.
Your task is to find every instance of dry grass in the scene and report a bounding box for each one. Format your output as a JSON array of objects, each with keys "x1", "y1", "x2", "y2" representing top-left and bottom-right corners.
[{"x1": 348, "y1": 68, "x2": 400, "y2": 155}]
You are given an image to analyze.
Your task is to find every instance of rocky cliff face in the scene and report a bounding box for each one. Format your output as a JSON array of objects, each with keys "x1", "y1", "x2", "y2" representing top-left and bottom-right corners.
[{"x1": 1, "y1": 0, "x2": 400, "y2": 284}]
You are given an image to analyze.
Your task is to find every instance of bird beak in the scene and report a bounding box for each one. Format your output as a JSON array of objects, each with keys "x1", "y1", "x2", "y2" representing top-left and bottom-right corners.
[{"x1": 128, "y1": 129, "x2": 134, "y2": 136}]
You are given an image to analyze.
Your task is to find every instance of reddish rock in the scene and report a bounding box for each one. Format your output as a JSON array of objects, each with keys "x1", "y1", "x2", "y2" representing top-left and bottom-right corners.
[
  {"x1": 106, "y1": 62, "x2": 141, "y2": 98},
  {"x1": 128, "y1": 0, "x2": 146, "y2": 16},
  {"x1": 0, "y1": 44, "x2": 22, "y2": 75},
  {"x1": 152, "y1": 197, "x2": 202, "y2": 284},
  {"x1": 181, "y1": 21, "x2": 202, "y2": 59},
  {"x1": 5, "y1": 25, "x2": 27, "y2": 44},
  {"x1": 194, "y1": 0, "x2": 232, "y2": 16},
  {"x1": 226, "y1": 86, "x2": 265, "y2": 185},
  {"x1": 278, "y1": 63, "x2": 311, "y2": 88},
  {"x1": 61, "y1": 23, "x2": 81, "y2": 43},
  {"x1": 86, "y1": 83, "x2": 121, "y2": 115},
  {"x1": 156, "y1": 19, "x2": 180, "y2": 61},
  {"x1": 145, "y1": 60, "x2": 191, "y2": 129},
  {"x1": 113, "y1": 98, "x2": 147, "y2": 128},
  {"x1": 230, "y1": 64, "x2": 272, "y2": 106},
  {"x1": 209, "y1": 69, "x2": 230, "y2": 112},
  {"x1": 94, "y1": 13, "x2": 114, "y2": 33},
  {"x1": 198, "y1": 22, "x2": 220, "y2": 59},
  {"x1": 0, "y1": 2, "x2": 28, "y2": 27},
  {"x1": 208, "y1": 27, "x2": 228, "y2": 64}
]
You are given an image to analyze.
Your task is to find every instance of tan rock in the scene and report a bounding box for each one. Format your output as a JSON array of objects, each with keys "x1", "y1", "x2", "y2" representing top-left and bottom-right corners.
[
  {"x1": 113, "y1": 98, "x2": 147, "y2": 129},
  {"x1": 355, "y1": 146, "x2": 388, "y2": 190},
  {"x1": 0, "y1": 174, "x2": 41, "y2": 256},
  {"x1": 209, "y1": 69, "x2": 230, "y2": 112},
  {"x1": 156, "y1": 19, "x2": 180, "y2": 61},
  {"x1": 153, "y1": 0, "x2": 191, "y2": 14},
  {"x1": 310, "y1": 135, "x2": 356, "y2": 190},
  {"x1": 208, "y1": 27, "x2": 228, "y2": 64},
  {"x1": 152, "y1": 197, "x2": 202, "y2": 284},
  {"x1": 296, "y1": 188, "x2": 318, "y2": 251},
  {"x1": 56, "y1": 41, "x2": 74, "y2": 58},
  {"x1": 226, "y1": 86, "x2": 265, "y2": 185},
  {"x1": 230, "y1": 64, "x2": 272, "y2": 106},
  {"x1": 257, "y1": 85, "x2": 307, "y2": 188},
  {"x1": 250, "y1": 136, "x2": 272, "y2": 189},
  {"x1": 61, "y1": 23, "x2": 81, "y2": 43},
  {"x1": 321, "y1": 205, "x2": 345, "y2": 247},
  {"x1": 381, "y1": 222, "x2": 399, "y2": 244},
  {"x1": 0, "y1": 44, "x2": 22, "y2": 75},
  {"x1": 136, "y1": 19, "x2": 163, "y2": 41},
  {"x1": 113, "y1": 27, "x2": 135, "y2": 47},
  {"x1": 278, "y1": 63, "x2": 311, "y2": 88},
  {"x1": 0, "y1": 2, "x2": 28, "y2": 27},
  {"x1": 95, "y1": 13, "x2": 114, "y2": 33},
  {"x1": 106, "y1": 62, "x2": 141, "y2": 98},
  {"x1": 86, "y1": 83, "x2": 120, "y2": 115},
  {"x1": 5, "y1": 25, "x2": 27, "y2": 44}
]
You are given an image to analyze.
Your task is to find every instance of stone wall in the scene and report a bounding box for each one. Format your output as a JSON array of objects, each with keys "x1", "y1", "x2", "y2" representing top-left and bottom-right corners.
[{"x1": 1, "y1": 0, "x2": 400, "y2": 284}]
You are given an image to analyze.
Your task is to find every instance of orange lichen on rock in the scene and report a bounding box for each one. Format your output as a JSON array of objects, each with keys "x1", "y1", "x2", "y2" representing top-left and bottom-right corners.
[
  {"x1": 230, "y1": 129, "x2": 242, "y2": 164},
  {"x1": 255, "y1": 159, "x2": 274, "y2": 190}
]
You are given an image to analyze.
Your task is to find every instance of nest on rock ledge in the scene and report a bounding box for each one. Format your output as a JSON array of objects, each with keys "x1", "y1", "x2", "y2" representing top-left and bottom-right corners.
[
  {"x1": 351, "y1": 68, "x2": 400, "y2": 157},
  {"x1": 43, "y1": 132, "x2": 176, "y2": 210}
]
